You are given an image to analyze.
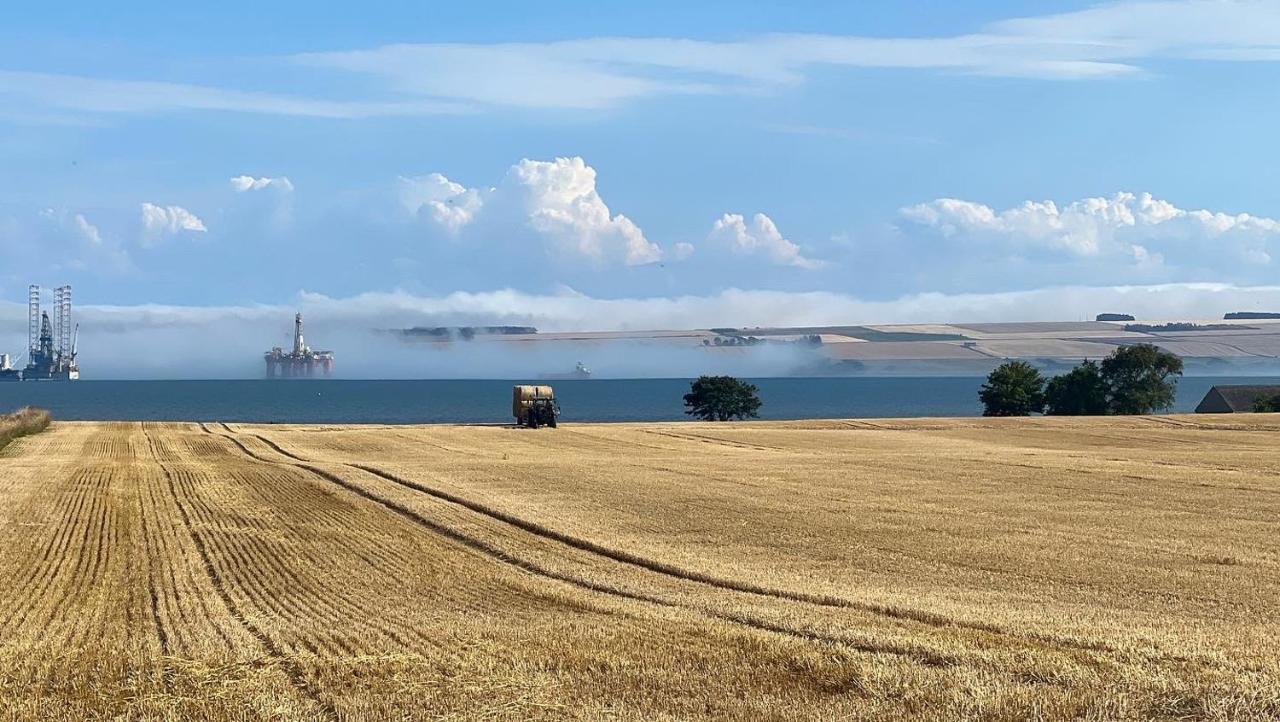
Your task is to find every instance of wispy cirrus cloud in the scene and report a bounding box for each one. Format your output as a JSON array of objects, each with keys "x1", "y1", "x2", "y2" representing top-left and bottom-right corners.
[
  {"x1": 295, "y1": 1, "x2": 1280, "y2": 109},
  {"x1": 4, "y1": 2, "x2": 1279, "y2": 118},
  {"x1": 0, "y1": 70, "x2": 471, "y2": 119}
]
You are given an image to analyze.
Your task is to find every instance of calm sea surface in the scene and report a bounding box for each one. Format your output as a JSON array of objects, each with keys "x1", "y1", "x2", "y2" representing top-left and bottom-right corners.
[{"x1": 0, "y1": 376, "x2": 1271, "y2": 424}]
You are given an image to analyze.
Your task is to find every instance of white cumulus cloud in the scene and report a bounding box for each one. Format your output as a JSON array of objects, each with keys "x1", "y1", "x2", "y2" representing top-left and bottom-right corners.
[
  {"x1": 510, "y1": 157, "x2": 661, "y2": 266},
  {"x1": 405, "y1": 156, "x2": 663, "y2": 266},
  {"x1": 140, "y1": 203, "x2": 207, "y2": 243},
  {"x1": 230, "y1": 175, "x2": 294, "y2": 193},
  {"x1": 672, "y1": 241, "x2": 696, "y2": 260},
  {"x1": 400, "y1": 173, "x2": 485, "y2": 233},
  {"x1": 72, "y1": 213, "x2": 102, "y2": 245},
  {"x1": 901, "y1": 191, "x2": 1278, "y2": 265},
  {"x1": 709, "y1": 212, "x2": 823, "y2": 269}
]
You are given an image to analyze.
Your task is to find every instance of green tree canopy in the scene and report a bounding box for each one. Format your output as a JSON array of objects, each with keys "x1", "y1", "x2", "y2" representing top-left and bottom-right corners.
[
  {"x1": 1100, "y1": 343, "x2": 1183, "y2": 415},
  {"x1": 1253, "y1": 393, "x2": 1280, "y2": 413},
  {"x1": 683, "y1": 376, "x2": 762, "y2": 421},
  {"x1": 1044, "y1": 360, "x2": 1109, "y2": 416},
  {"x1": 979, "y1": 361, "x2": 1046, "y2": 416}
]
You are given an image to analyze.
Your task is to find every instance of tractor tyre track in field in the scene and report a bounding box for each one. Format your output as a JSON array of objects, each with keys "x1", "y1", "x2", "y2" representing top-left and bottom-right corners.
[
  {"x1": 197, "y1": 425, "x2": 986, "y2": 664},
  {"x1": 226, "y1": 426, "x2": 1133, "y2": 660},
  {"x1": 641, "y1": 428, "x2": 791, "y2": 452},
  {"x1": 3, "y1": 419, "x2": 1278, "y2": 719}
]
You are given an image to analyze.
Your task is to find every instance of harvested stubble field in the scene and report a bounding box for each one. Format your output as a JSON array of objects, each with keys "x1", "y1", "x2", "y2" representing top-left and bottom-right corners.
[{"x1": 1, "y1": 416, "x2": 1278, "y2": 720}]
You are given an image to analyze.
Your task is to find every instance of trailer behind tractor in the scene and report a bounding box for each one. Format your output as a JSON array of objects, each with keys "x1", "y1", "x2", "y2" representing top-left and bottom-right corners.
[{"x1": 512, "y1": 385, "x2": 559, "y2": 428}]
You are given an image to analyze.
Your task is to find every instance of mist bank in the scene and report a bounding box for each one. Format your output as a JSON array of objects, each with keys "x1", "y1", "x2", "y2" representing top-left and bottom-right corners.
[{"x1": 2, "y1": 282, "x2": 1280, "y2": 379}]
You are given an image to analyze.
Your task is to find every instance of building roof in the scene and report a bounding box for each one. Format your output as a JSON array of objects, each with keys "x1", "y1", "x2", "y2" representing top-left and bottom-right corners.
[{"x1": 1194, "y1": 385, "x2": 1280, "y2": 413}]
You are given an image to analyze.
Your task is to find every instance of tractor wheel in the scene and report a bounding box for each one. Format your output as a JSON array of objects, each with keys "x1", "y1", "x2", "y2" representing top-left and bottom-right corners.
[
  {"x1": 548, "y1": 415, "x2": 558, "y2": 428},
  {"x1": 528, "y1": 413, "x2": 539, "y2": 429}
]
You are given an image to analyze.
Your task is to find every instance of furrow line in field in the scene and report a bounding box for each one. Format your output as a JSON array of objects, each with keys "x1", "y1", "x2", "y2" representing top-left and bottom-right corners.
[
  {"x1": 388, "y1": 430, "x2": 489, "y2": 457},
  {"x1": 84, "y1": 465, "x2": 112, "y2": 581},
  {"x1": 144, "y1": 428, "x2": 339, "y2": 722},
  {"x1": 841, "y1": 420, "x2": 890, "y2": 430},
  {"x1": 292, "y1": 460, "x2": 885, "y2": 650},
  {"x1": 164, "y1": 455, "x2": 320, "y2": 654},
  {"x1": 245, "y1": 428, "x2": 1131, "y2": 656},
  {"x1": 860, "y1": 542, "x2": 1254, "y2": 612},
  {"x1": 213, "y1": 428, "x2": 1072, "y2": 666},
  {"x1": 641, "y1": 428, "x2": 789, "y2": 452},
  {"x1": 0, "y1": 426, "x2": 94, "y2": 633},
  {"x1": 969, "y1": 457, "x2": 1280, "y2": 514},
  {"x1": 202, "y1": 440, "x2": 505, "y2": 652},
  {"x1": 4, "y1": 465, "x2": 100, "y2": 636},
  {"x1": 137, "y1": 471, "x2": 172, "y2": 657},
  {"x1": 50, "y1": 463, "x2": 115, "y2": 647},
  {"x1": 557, "y1": 427, "x2": 681, "y2": 451},
  {"x1": 22, "y1": 462, "x2": 110, "y2": 645},
  {"x1": 1140, "y1": 416, "x2": 1201, "y2": 428},
  {"x1": 0, "y1": 437, "x2": 82, "y2": 633},
  {"x1": 176, "y1": 470, "x2": 342, "y2": 659},
  {"x1": 230, "y1": 462, "x2": 419, "y2": 570},
  {"x1": 212, "y1": 432, "x2": 851, "y2": 639},
  {"x1": 162, "y1": 433, "x2": 351, "y2": 654},
  {"x1": 131, "y1": 453, "x2": 180, "y2": 667},
  {"x1": 177, "y1": 431, "x2": 435, "y2": 655},
  {"x1": 140, "y1": 425, "x2": 209, "y2": 655},
  {"x1": 341, "y1": 459, "x2": 1129, "y2": 653},
  {"x1": 214, "y1": 464, "x2": 447, "y2": 650},
  {"x1": 160, "y1": 465, "x2": 270, "y2": 652}
]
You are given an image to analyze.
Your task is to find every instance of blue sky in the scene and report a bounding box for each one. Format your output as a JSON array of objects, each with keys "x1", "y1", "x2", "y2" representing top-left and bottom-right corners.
[{"x1": 3, "y1": 0, "x2": 1280, "y2": 346}]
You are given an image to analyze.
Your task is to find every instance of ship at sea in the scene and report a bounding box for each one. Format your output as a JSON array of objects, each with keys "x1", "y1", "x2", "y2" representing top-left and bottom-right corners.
[{"x1": 540, "y1": 361, "x2": 592, "y2": 380}]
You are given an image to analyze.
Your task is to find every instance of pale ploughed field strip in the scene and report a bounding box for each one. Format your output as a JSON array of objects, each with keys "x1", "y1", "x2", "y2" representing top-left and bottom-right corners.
[{"x1": 1, "y1": 417, "x2": 1278, "y2": 720}]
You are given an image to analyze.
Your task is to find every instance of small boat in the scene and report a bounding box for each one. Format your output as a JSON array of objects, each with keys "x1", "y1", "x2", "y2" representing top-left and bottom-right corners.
[{"x1": 540, "y1": 361, "x2": 592, "y2": 380}]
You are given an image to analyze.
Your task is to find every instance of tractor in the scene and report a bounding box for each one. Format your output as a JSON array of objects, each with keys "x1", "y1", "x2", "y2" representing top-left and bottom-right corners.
[{"x1": 512, "y1": 385, "x2": 559, "y2": 428}]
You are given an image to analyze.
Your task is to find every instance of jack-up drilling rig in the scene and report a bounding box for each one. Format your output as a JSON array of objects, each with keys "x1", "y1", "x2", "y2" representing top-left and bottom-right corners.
[
  {"x1": 21, "y1": 285, "x2": 79, "y2": 381},
  {"x1": 264, "y1": 313, "x2": 334, "y2": 378}
]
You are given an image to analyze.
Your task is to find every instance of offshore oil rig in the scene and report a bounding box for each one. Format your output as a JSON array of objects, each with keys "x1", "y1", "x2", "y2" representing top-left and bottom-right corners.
[
  {"x1": 264, "y1": 313, "x2": 334, "y2": 378},
  {"x1": 1, "y1": 285, "x2": 79, "y2": 382}
]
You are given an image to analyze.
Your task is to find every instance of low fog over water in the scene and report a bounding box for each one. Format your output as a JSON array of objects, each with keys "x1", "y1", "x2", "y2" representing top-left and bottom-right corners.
[{"x1": 4, "y1": 283, "x2": 1280, "y2": 379}]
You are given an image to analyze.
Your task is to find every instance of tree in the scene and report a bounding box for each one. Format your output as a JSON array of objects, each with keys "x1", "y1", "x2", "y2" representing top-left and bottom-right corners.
[
  {"x1": 1044, "y1": 360, "x2": 1109, "y2": 415},
  {"x1": 1100, "y1": 343, "x2": 1183, "y2": 415},
  {"x1": 978, "y1": 361, "x2": 1046, "y2": 416},
  {"x1": 1253, "y1": 393, "x2": 1280, "y2": 412},
  {"x1": 684, "y1": 376, "x2": 762, "y2": 421}
]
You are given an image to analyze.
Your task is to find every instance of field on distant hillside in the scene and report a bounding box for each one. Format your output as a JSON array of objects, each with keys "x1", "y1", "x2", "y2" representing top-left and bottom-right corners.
[{"x1": 1, "y1": 416, "x2": 1278, "y2": 720}]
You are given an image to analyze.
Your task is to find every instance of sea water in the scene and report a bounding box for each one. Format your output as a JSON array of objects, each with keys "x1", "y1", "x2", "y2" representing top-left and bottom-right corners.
[{"x1": 0, "y1": 376, "x2": 1271, "y2": 424}]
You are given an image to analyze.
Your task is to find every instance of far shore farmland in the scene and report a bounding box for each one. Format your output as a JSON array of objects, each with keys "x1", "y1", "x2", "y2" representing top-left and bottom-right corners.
[{"x1": 0, "y1": 416, "x2": 1277, "y2": 720}]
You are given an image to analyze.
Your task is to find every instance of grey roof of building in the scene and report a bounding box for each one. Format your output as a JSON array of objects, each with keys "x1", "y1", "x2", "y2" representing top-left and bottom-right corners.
[{"x1": 1195, "y1": 385, "x2": 1280, "y2": 413}]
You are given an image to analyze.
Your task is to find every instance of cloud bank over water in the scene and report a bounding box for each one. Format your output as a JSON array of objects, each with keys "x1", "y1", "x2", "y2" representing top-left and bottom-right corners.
[{"x1": 2, "y1": 282, "x2": 1279, "y2": 379}]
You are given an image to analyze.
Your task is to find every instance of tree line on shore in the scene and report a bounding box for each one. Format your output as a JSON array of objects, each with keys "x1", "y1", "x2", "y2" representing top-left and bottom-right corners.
[
  {"x1": 979, "y1": 343, "x2": 1184, "y2": 416},
  {"x1": 686, "y1": 345, "x2": 1197, "y2": 422}
]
